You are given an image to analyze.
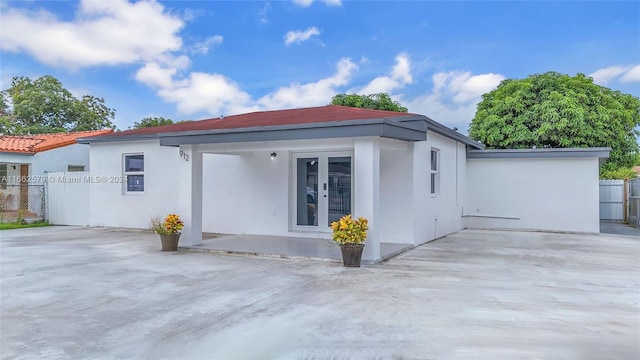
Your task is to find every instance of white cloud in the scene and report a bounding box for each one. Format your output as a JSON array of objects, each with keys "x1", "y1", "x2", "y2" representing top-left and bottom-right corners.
[
  {"x1": 259, "y1": 2, "x2": 271, "y2": 25},
  {"x1": 191, "y1": 35, "x2": 223, "y2": 54},
  {"x1": 158, "y1": 72, "x2": 259, "y2": 116},
  {"x1": 0, "y1": 0, "x2": 184, "y2": 69},
  {"x1": 357, "y1": 53, "x2": 413, "y2": 94},
  {"x1": 589, "y1": 65, "x2": 632, "y2": 85},
  {"x1": 284, "y1": 27, "x2": 320, "y2": 46},
  {"x1": 292, "y1": 0, "x2": 342, "y2": 7},
  {"x1": 620, "y1": 65, "x2": 640, "y2": 82},
  {"x1": 135, "y1": 55, "x2": 191, "y2": 89},
  {"x1": 258, "y1": 58, "x2": 358, "y2": 109},
  {"x1": 404, "y1": 71, "x2": 505, "y2": 133},
  {"x1": 137, "y1": 55, "x2": 356, "y2": 116}
]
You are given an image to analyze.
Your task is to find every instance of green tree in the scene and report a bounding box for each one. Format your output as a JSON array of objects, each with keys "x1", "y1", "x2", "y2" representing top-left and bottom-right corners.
[
  {"x1": 330, "y1": 93, "x2": 408, "y2": 112},
  {"x1": 469, "y1": 72, "x2": 640, "y2": 173},
  {"x1": 132, "y1": 116, "x2": 174, "y2": 129},
  {"x1": 1, "y1": 75, "x2": 116, "y2": 135}
]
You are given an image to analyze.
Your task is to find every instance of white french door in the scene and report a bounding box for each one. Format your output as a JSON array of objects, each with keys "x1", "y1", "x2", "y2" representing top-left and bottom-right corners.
[{"x1": 292, "y1": 152, "x2": 353, "y2": 231}]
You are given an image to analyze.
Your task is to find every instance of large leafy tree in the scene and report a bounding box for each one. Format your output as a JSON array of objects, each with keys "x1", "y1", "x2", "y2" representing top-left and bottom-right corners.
[
  {"x1": 469, "y1": 72, "x2": 640, "y2": 172},
  {"x1": 132, "y1": 117, "x2": 174, "y2": 129},
  {"x1": 331, "y1": 93, "x2": 408, "y2": 112},
  {"x1": 0, "y1": 75, "x2": 116, "y2": 135}
]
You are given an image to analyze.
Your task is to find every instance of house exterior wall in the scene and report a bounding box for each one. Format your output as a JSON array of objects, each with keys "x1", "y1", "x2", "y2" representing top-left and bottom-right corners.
[
  {"x1": 85, "y1": 134, "x2": 469, "y2": 249},
  {"x1": 465, "y1": 157, "x2": 600, "y2": 233},
  {"x1": 1, "y1": 143, "x2": 91, "y2": 182},
  {"x1": 412, "y1": 133, "x2": 467, "y2": 245},
  {"x1": 202, "y1": 151, "x2": 291, "y2": 236},
  {"x1": 380, "y1": 144, "x2": 414, "y2": 244},
  {"x1": 89, "y1": 140, "x2": 180, "y2": 228}
]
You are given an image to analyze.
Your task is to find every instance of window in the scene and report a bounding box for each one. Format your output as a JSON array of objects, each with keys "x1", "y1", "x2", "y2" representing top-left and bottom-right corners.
[
  {"x1": 430, "y1": 149, "x2": 439, "y2": 196},
  {"x1": 68, "y1": 165, "x2": 85, "y2": 172},
  {"x1": 124, "y1": 154, "x2": 144, "y2": 192},
  {"x1": 0, "y1": 164, "x2": 6, "y2": 189}
]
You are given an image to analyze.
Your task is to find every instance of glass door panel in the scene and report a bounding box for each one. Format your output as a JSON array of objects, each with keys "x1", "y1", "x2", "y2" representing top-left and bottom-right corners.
[
  {"x1": 327, "y1": 156, "x2": 352, "y2": 226},
  {"x1": 296, "y1": 157, "x2": 318, "y2": 226}
]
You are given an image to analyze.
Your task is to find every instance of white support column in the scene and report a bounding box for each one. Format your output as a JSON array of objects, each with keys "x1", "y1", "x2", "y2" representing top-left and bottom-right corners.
[
  {"x1": 354, "y1": 138, "x2": 381, "y2": 262},
  {"x1": 178, "y1": 145, "x2": 203, "y2": 246}
]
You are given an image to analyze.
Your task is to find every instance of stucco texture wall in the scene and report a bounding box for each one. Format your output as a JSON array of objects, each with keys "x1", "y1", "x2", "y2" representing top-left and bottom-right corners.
[
  {"x1": 89, "y1": 140, "x2": 180, "y2": 229},
  {"x1": 465, "y1": 157, "x2": 600, "y2": 233},
  {"x1": 412, "y1": 133, "x2": 467, "y2": 245}
]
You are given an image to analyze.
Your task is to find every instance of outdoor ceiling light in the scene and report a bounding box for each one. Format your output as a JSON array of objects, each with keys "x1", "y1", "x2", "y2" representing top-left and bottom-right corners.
[{"x1": 270, "y1": 152, "x2": 277, "y2": 159}]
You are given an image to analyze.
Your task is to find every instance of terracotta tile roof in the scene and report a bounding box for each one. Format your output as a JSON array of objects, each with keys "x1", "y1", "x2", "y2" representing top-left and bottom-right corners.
[
  {"x1": 98, "y1": 105, "x2": 419, "y2": 138},
  {"x1": 0, "y1": 130, "x2": 113, "y2": 154}
]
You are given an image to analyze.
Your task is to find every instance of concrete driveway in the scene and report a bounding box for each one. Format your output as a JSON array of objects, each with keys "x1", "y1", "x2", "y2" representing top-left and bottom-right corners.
[{"x1": 1, "y1": 227, "x2": 638, "y2": 359}]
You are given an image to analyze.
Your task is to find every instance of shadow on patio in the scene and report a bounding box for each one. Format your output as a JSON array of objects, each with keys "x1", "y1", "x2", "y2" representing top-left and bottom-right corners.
[{"x1": 179, "y1": 233, "x2": 412, "y2": 264}]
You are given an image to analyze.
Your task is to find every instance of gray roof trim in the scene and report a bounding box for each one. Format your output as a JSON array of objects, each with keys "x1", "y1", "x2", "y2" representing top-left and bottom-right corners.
[
  {"x1": 467, "y1": 147, "x2": 611, "y2": 160},
  {"x1": 0, "y1": 151, "x2": 35, "y2": 156},
  {"x1": 159, "y1": 119, "x2": 426, "y2": 146},
  {"x1": 422, "y1": 117, "x2": 484, "y2": 149},
  {"x1": 76, "y1": 112, "x2": 484, "y2": 148},
  {"x1": 77, "y1": 134, "x2": 159, "y2": 144}
]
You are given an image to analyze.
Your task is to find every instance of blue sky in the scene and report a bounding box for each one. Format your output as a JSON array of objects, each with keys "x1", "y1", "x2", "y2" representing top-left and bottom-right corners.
[{"x1": 1, "y1": 0, "x2": 639, "y2": 132}]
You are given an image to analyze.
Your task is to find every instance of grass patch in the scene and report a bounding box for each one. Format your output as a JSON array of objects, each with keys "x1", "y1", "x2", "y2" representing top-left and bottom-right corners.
[{"x1": 0, "y1": 222, "x2": 51, "y2": 230}]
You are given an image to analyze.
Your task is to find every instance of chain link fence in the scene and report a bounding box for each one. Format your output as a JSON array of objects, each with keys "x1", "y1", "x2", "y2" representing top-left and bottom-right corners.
[{"x1": 0, "y1": 185, "x2": 45, "y2": 223}]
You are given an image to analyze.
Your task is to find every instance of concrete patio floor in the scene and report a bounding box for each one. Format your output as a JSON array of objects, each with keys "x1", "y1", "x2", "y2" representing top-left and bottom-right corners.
[
  {"x1": 1, "y1": 226, "x2": 638, "y2": 359},
  {"x1": 182, "y1": 233, "x2": 412, "y2": 263}
]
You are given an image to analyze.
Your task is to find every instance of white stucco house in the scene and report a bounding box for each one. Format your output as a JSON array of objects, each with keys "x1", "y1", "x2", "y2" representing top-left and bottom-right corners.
[
  {"x1": 0, "y1": 130, "x2": 112, "y2": 217},
  {"x1": 77, "y1": 106, "x2": 608, "y2": 263}
]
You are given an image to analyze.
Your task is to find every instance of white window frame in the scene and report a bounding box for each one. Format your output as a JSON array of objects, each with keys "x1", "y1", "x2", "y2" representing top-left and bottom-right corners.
[
  {"x1": 123, "y1": 153, "x2": 144, "y2": 194},
  {"x1": 430, "y1": 148, "x2": 439, "y2": 197}
]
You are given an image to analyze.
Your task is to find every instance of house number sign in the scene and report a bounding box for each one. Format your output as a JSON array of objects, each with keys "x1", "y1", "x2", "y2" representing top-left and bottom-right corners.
[{"x1": 179, "y1": 150, "x2": 190, "y2": 161}]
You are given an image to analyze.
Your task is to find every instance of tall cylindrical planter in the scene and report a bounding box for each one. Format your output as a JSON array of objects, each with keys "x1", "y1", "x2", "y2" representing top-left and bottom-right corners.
[
  {"x1": 340, "y1": 244, "x2": 364, "y2": 267},
  {"x1": 160, "y1": 233, "x2": 181, "y2": 251}
]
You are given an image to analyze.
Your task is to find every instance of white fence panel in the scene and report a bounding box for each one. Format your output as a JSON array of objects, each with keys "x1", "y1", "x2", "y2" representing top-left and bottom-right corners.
[
  {"x1": 599, "y1": 180, "x2": 625, "y2": 220},
  {"x1": 629, "y1": 178, "x2": 640, "y2": 228},
  {"x1": 46, "y1": 172, "x2": 90, "y2": 226}
]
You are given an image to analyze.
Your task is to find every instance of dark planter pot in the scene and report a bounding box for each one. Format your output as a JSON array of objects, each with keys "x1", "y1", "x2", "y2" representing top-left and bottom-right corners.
[
  {"x1": 160, "y1": 233, "x2": 181, "y2": 251},
  {"x1": 340, "y1": 244, "x2": 365, "y2": 267}
]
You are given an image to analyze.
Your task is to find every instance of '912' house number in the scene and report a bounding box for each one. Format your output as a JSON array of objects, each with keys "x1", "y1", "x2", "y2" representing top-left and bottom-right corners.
[{"x1": 179, "y1": 151, "x2": 190, "y2": 161}]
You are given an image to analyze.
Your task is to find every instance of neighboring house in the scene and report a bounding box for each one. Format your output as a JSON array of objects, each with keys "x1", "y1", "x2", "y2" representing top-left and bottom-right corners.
[
  {"x1": 0, "y1": 130, "x2": 113, "y2": 215},
  {"x1": 78, "y1": 105, "x2": 608, "y2": 263}
]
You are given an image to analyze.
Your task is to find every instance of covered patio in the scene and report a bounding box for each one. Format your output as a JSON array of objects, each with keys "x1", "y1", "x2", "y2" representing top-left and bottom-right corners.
[
  {"x1": 157, "y1": 106, "x2": 430, "y2": 263},
  {"x1": 179, "y1": 233, "x2": 413, "y2": 264}
]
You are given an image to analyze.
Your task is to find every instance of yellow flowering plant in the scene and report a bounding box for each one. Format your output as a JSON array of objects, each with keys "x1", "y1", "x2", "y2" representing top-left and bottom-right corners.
[
  {"x1": 330, "y1": 214, "x2": 368, "y2": 245},
  {"x1": 151, "y1": 214, "x2": 184, "y2": 235}
]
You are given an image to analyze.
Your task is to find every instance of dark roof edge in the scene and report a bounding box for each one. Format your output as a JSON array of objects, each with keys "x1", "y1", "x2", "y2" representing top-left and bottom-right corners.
[
  {"x1": 0, "y1": 151, "x2": 36, "y2": 155},
  {"x1": 77, "y1": 134, "x2": 160, "y2": 144},
  {"x1": 467, "y1": 147, "x2": 611, "y2": 160},
  {"x1": 77, "y1": 116, "x2": 425, "y2": 144},
  {"x1": 402, "y1": 116, "x2": 484, "y2": 149}
]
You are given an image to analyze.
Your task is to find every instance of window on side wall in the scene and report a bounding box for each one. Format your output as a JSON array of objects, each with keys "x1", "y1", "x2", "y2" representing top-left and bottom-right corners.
[
  {"x1": 124, "y1": 154, "x2": 144, "y2": 193},
  {"x1": 430, "y1": 149, "x2": 439, "y2": 196},
  {"x1": 68, "y1": 165, "x2": 85, "y2": 172}
]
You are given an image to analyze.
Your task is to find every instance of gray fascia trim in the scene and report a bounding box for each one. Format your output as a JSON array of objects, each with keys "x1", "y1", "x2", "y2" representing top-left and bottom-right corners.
[
  {"x1": 76, "y1": 116, "x2": 425, "y2": 144},
  {"x1": 467, "y1": 147, "x2": 611, "y2": 160},
  {"x1": 0, "y1": 151, "x2": 35, "y2": 155},
  {"x1": 159, "y1": 120, "x2": 426, "y2": 146},
  {"x1": 77, "y1": 134, "x2": 160, "y2": 144},
  {"x1": 423, "y1": 117, "x2": 484, "y2": 149}
]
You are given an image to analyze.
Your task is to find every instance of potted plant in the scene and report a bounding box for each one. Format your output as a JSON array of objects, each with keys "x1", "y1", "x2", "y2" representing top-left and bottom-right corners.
[
  {"x1": 151, "y1": 214, "x2": 184, "y2": 251},
  {"x1": 330, "y1": 214, "x2": 368, "y2": 267}
]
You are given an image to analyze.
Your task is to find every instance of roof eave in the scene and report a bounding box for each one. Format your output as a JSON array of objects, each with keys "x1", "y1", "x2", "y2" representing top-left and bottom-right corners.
[
  {"x1": 159, "y1": 118, "x2": 427, "y2": 146},
  {"x1": 467, "y1": 147, "x2": 611, "y2": 163}
]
